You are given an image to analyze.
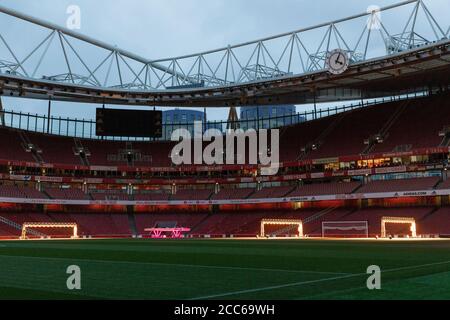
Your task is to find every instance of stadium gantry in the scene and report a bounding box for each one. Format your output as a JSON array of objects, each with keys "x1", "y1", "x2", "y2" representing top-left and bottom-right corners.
[{"x1": 0, "y1": 0, "x2": 448, "y2": 106}]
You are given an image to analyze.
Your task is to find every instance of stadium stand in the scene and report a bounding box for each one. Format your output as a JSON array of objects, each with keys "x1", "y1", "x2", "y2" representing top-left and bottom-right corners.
[
  {"x1": 1, "y1": 95, "x2": 450, "y2": 239},
  {"x1": 48, "y1": 212, "x2": 131, "y2": 237},
  {"x1": 288, "y1": 182, "x2": 361, "y2": 197},
  {"x1": 420, "y1": 207, "x2": 450, "y2": 236},
  {"x1": 26, "y1": 132, "x2": 81, "y2": 165},
  {"x1": 45, "y1": 188, "x2": 90, "y2": 200},
  {"x1": 0, "y1": 94, "x2": 449, "y2": 168},
  {"x1": 134, "y1": 213, "x2": 208, "y2": 235},
  {"x1": 249, "y1": 186, "x2": 295, "y2": 199},
  {"x1": 436, "y1": 179, "x2": 450, "y2": 190},
  {"x1": 210, "y1": 188, "x2": 255, "y2": 200},
  {"x1": 90, "y1": 191, "x2": 129, "y2": 201},
  {"x1": 371, "y1": 95, "x2": 450, "y2": 153},
  {"x1": 0, "y1": 128, "x2": 36, "y2": 162},
  {"x1": 279, "y1": 114, "x2": 339, "y2": 161},
  {"x1": 171, "y1": 189, "x2": 213, "y2": 201},
  {"x1": 0, "y1": 185, "x2": 47, "y2": 199},
  {"x1": 340, "y1": 207, "x2": 435, "y2": 237},
  {"x1": 133, "y1": 192, "x2": 171, "y2": 201},
  {"x1": 305, "y1": 101, "x2": 403, "y2": 159},
  {"x1": 357, "y1": 177, "x2": 440, "y2": 193}
]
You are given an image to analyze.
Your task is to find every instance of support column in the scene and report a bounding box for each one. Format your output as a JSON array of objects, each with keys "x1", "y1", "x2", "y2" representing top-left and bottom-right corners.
[
  {"x1": 203, "y1": 107, "x2": 207, "y2": 132},
  {"x1": 313, "y1": 90, "x2": 317, "y2": 120},
  {"x1": 0, "y1": 97, "x2": 4, "y2": 126},
  {"x1": 47, "y1": 97, "x2": 52, "y2": 133}
]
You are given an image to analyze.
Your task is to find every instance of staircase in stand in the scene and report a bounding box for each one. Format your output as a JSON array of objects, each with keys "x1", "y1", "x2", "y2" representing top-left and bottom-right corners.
[
  {"x1": 362, "y1": 100, "x2": 409, "y2": 154},
  {"x1": 298, "y1": 113, "x2": 346, "y2": 160},
  {"x1": 303, "y1": 207, "x2": 338, "y2": 225},
  {"x1": 74, "y1": 138, "x2": 90, "y2": 166},
  {"x1": 18, "y1": 130, "x2": 44, "y2": 163},
  {"x1": 0, "y1": 216, "x2": 47, "y2": 238},
  {"x1": 127, "y1": 209, "x2": 138, "y2": 237}
]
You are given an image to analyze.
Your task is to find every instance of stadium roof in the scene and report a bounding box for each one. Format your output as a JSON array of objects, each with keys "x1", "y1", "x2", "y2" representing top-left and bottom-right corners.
[{"x1": 0, "y1": 0, "x2": 449, "y2": 107}]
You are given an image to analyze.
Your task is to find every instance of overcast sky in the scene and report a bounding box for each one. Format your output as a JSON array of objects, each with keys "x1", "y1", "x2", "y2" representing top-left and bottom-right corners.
[{"x1": 0, "y1": 0, "x2": 448, "y2": 121}]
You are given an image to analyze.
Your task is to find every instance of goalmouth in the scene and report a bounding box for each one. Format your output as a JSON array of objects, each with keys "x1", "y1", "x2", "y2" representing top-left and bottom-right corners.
[
  {"x1": 260, "y1": 219, "x2": 303, "y2": 238},
  {"x1": 21, "y1": 222, "x2": 79, "y2": 240},
  {"x1": 322, "y1": 221, "x2": 369, "y2": 238},
  {"x1": 381, "y1": 217, "x2": 417, "y2": 238}
]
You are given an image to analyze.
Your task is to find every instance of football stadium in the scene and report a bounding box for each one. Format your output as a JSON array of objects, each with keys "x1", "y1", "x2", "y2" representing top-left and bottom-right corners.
[{"x1": 0, "y1": 0, "x2": 449, "y2": 305}]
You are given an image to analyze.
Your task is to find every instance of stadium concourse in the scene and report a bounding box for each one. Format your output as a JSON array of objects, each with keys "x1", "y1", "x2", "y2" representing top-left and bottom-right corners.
[{"x1": 0, "y1": 93, "x2": 450, "y2": 239}]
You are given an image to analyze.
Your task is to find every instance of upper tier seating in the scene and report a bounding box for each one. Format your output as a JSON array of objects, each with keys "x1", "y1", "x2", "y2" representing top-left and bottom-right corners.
[
  {"x1": 305, "y1": 101, "x2": 403, "y2": 159},
  {"x1": 357, "y1": 177, "x2": 440, "y2": 193},
  {"x1": 26, "y1": 132, "x2": 81, "y2": 165},
  {"x1": 288, "y1": 182, "x2": 361, "y2": 197},
  {"x1": 210, "y1": 188, "x2": 255, "y2": 200},
  {"x1": 249, "y1": 186, "x2": 295, "y2": 199},
  {"x1": 171, "y1": 189, "x2": 213, "y2": 201},
  {"x1": 134, "y1": 192, "x2": 171, "y2": 201},
  {"x1": 45, "y1": 188, "x2": 90, "y2": 200},
  {"x1": 131, "y1": 141, "x2": 175, "y2": 167},
  {"x1": 91, "y1": 191, "x2": 129, "y2": 201},
  {"x1": 1, "y1": 94, "x2": 449, "y2": 167},
  {"x1": 279, "y1": 114, "x2": 339, "y2": 162},
  {"x1": 436, "y1": 179, "x2": 450, "y2": 190},
  {"x1": 0, "y1": 185, "x2": 47, "y2": 199},
  {"x1": 0, "y1": 128, "x2": 35, "y2": 162},
  {"x1": 81, "y1": 140, "x2": 129, "y2": 166},
  {"x1": 371, "y1": 95, "x2": 450, "y2": 153}
]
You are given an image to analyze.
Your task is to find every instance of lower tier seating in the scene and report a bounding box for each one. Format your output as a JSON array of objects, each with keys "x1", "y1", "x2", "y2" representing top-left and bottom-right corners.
[{"x1": 0, "y1": 206, "x2": 449, "y2": 239}]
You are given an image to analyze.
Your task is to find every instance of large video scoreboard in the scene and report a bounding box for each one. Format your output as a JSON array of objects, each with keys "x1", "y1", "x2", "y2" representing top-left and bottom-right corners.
[{"x1": 96, "y1": 108, "x2": 162, "y2": 138}]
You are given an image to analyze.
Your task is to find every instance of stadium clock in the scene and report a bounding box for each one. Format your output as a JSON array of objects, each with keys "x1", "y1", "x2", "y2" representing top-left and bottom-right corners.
[{"x1": 325, "y1": 49, "x2": 350, "y2": 75}]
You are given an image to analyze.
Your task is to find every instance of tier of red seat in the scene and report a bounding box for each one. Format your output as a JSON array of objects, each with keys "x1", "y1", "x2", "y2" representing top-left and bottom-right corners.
[
  {"x1": 2, "y1": 206, "x2": 448, "y2": 239},
  {"x1": 249, "y1": 186, "x2": 295, "y2": 199},
  {"x1": 0, "y1": 185, "x2": 48, "y2": 199},
  {"x1": 0, "y1": 212, "x2": 131, "y2": 238},
  {"x1": 134, "y1": 213, "x2": 208, "y2": 235},
  {"x1": 45, "y1": 188, "x2": 90, "y2": 200},
  {"x1": 289, "y1": 182, "x2": 361, "y2": 197},
  {"x1": 210, "y1": 188, "x2": 255, "y2": 200},
  {"x1": 339, "y1": 207, "x2": 434, "y2": 236},
  {"x1": 357, "y1": 177, "x2": 440, "y2": 193},
  {"x1": 134, "y1": 192, "x2": 171, "y2": 201},
  {"x1": 371, "y1": 96, "x2": 450, "y2": 153},
  {"x1": 171, "y1": 189, "x2": 213, "y2": 201},
  {"x1": 0, "y1": 176, "x2": 448, "y2": 201},
  {"x1": 1, "y1": 94, "x2": 448, "y2": 167},
  {"x1": 305, "y1": 101, "x2": 403, "y2": 159}
]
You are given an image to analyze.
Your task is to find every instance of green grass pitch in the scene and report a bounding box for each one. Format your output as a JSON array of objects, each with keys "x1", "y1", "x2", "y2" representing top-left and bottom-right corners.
[{"x1": 0, "y1": 238, "x2": 450, "y2": 300}]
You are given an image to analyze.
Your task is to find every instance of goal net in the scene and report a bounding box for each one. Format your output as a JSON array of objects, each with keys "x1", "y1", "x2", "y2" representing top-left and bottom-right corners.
[
  {"x1": 260, "y1": 219, "x2": 303, "y2": 238},
  {"x1": 21, "y1": 222, "x2": 79, "y2": 240},
  {"x1": 381, "y1": 217, "x2": 417, "y2": 238},
  {"x1": 322, "y1": 221, "x2": 369, "y2": 238}
]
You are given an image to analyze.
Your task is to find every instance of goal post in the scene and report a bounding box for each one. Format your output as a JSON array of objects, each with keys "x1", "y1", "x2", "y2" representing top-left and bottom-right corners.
[
  {"x1": 260, "y1": 219, "x2": 303, "y2": 238},
  {"x1": 322, "y1": 221, "x2": 369, "y2": 238},
  {"x1": 20, "y1": 222, "x2": 79, "y2": 240},
  {"x1": 381, "y1": 217, "x2": 417, "y2": 238}
]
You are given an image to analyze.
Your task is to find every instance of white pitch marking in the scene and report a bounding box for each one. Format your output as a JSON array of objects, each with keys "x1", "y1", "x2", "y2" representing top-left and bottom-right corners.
[
  {"x1": 0, "y1": 254, "x2": 349, "y2": 276},
  {"x1": 190, "y1": 259, "x2": 450, "y2": 300}
]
